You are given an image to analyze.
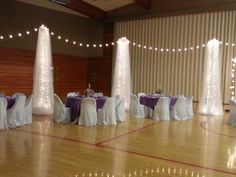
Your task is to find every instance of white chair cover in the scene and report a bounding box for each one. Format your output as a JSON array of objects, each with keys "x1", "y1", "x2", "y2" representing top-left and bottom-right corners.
[
  {"x1": 130, "y1": 94, "x2": 145, "y2": 118},
  {"x1": 7, "y1": 95, "x2": 26, "y2": 128},
  {"x1": 153, "y1": 97, "x2": 170, "y2": 121},
  {"x1": 170, "y1": 97, "x2": 188, "y2": 120},
  {"x1": 0, "y1": 97, "x2": 8, "y2": 130},
  {"x1": 79, "y1": 98, "x2": 97, "y2": 126},
  {"x1": 67, "y1": 92, "x2": 77, "y2": 97},
  {"x1": 12, "y1": 92, "x2": 25, "y2": 98},
  {"x1": 229, "y1": 100, "x2": 236, "y2": 125},
  {"x1": 138, "y1": 92, "x2": 146, "y2": 99},
  {"x1": 53, "y1": 94, "x2": 71, "y2": 123},
  {"x1": 24, "y1": 95, "x2": 33, "y2": 124},
  {"x1": 186, "y1": 96, "x2": 193, "y2": 119},
  {"x1": 114, "y1": 95, "x2": 120, "y2": 106},
  {"x1": 97, "y1": 97, "x2": 116, "y2": 125},
  {"x1": 116, "y1": 98, "x2": 126, "y2": 122}
]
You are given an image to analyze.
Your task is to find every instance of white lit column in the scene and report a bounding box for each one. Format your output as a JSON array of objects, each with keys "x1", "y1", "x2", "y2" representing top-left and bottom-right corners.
[
  {"x1": 112, "y1": 37, "x2": 131, "y2": 110},
  {"x1": 198, "y1": 39, "x2": 223, "y2": 115},
  {"x1": 32, "y1": 25, "x2": 54, "y2": 115}
]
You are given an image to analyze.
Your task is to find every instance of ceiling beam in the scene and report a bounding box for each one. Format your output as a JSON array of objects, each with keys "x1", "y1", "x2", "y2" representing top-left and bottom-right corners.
[
  {"x1": 49, "y1": 0, "x2": 106, "y2": 19},
  {"x1": 135, "y1": 0, "x2": 151, "y2": 9}
]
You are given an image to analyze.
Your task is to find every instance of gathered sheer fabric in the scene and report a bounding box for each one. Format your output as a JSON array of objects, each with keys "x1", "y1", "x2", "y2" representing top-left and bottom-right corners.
[
  {"x1": 198, "y1": 39, "x2": 223, "y2": 115},
  {"x1": 32, "y1": 25, "x2": 54, "y2": 115},
  {"x1": 112, "y1": 37, "x2": 131, "y2": 111},
  {"x1": 229, "y1": 100, "x2": 236, "y2": 125},
  {"x1": 0, "y1": 97, "x2": 8, "y2": 130}
]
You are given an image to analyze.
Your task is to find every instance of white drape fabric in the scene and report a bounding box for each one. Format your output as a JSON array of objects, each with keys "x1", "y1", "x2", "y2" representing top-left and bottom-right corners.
[
  {"x1": 33, "y1": 25, "x2": 54, "y2": 115},
  {"x1": 116, "y1": 98, "x2": 126, "y2": 122},
  {"x1": 0, "y1": 97, "x2": 8, "y2": 130},
  {"x1": 130, "y1": 94, "x2": 145, "y2": 118},
  {"x1": 198, "y1": 39, "x2": 223, "y2": 115},
  {"x1": 112, "y1": 37, "x2": 131, "y2": 110},
  {"x1": 229, "y1": 100, "x2": 236, "y2": 125}
]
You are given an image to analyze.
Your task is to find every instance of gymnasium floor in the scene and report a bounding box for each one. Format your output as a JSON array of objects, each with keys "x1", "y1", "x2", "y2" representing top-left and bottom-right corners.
[{"x1": 0, "y1": 104, "x2": 236, "y2": 177}]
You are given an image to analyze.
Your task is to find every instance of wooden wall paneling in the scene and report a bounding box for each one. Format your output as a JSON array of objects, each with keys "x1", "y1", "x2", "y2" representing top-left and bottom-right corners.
[{"x1": 0, "y1": 48, "x2": 88, "y2": 100}]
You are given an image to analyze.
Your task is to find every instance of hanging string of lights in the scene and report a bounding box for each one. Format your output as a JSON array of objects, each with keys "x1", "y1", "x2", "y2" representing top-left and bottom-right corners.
[
  {"x1": 0, "y1": 26, "x2": 235, "y2": 52},
  {"x1": 230, "y1": 57, "x2": 236, "y2": 100}
]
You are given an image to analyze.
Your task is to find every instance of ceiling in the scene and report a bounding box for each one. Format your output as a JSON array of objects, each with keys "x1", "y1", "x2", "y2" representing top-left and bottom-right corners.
[
  {"x1": 82, "y1": 0, "x2": 135, "y2": 11},
  {"x1": 16, "y1": 0, "x2": 136, "y2": 17}
]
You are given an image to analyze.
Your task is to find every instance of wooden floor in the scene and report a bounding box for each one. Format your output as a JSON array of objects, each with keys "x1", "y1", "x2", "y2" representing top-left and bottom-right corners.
[{"x1": 0, "y1": 104, "x2": 236, "y2": 177}]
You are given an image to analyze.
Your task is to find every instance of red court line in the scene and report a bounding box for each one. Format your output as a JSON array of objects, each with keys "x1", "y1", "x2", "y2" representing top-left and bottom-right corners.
[
  {"x1": 13, "y1": 123, "x2": 236, "y2": 176},
  {"x1": 97, "y1": 144, "x2": 236, "y2": 176},
  {"x1": 96, "y1": 122, "x2": 157, "y2": 145},
  {"x1": 201, "y1": 121, "x2": 236, "y2": 139}
]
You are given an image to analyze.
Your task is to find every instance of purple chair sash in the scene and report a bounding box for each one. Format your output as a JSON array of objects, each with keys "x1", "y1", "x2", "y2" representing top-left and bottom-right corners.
[{"x1": 0, "y1": 96, "x2": 16, "y2": 110}]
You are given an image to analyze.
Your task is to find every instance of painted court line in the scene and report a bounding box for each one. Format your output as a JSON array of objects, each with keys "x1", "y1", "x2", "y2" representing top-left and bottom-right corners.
[
  {"x1": 201, "y1": 121, "x2": 236, "y2": 139},
  {"x1": 96, "y1": 122, "x2": 157, "y2": 145}
]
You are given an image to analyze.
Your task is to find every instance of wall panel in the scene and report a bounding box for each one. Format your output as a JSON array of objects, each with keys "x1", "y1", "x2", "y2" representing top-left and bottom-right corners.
[{"x1": 114, "y1": 10, "x2": 236, "y2": 103}]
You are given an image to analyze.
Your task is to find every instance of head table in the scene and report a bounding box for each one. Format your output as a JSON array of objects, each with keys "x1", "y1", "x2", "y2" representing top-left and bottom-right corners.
[
  {"x1": 65, "y1": 96, "x2": 106, "y2": 122},
  {"x1": 139, "y1": 95, "x2": 178, "y2": 109}
]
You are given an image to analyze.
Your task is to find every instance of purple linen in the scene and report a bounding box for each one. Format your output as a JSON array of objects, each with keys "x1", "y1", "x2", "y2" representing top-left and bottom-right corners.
[
  {"x1": 65, "y1": 96, "x2": 106, "y2": 122},
  {"x1": 140, "y1": 96, "x2": 159, "y2": 109},
  {"x1": 140, "y1": 95, "x2": 177, "y2": 109},
  {"x1": 5, "y1": 96, "x2": 15, "y2": 110}
]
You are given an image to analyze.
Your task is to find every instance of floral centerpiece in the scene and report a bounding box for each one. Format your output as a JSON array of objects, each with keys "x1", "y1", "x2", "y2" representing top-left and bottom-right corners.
[{"x1": 84, "y1": 83, "x2": 95, "y2": 97}]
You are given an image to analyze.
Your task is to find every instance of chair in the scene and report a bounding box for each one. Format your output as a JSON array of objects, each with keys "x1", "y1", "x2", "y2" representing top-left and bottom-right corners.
[
  {"x1": 186, "y1": 96, "x2": 193, "y2": 119},
  {"x1": 130, "y1": 94, "x2": 145, "y2": 118},
  {"x1": 0, "y1": 97, "x2": 8, "y2": 130},
  {"x1": 79, "y1": 98, "x2": 97, "y2": 126},
  {"x1": 170, "y1": 97, "x2": 188, "y2": 120},
  {"x1": 24, "y1": 95, "x2": 33, "y2": 125},
  {"x1": 229, "y1": 100, "x2": 236, "y2": 125},
  {"x1": 138, "y1": 92, "x2": 146, "y2": 99},
  {"x1": 7, "y1": 95, "x2": 26, "y2": 128},
  {"x1": 53, "y1": 94, "x2": 71, "y2": 123},
  {"x1": 12, "y1": 92, "x2": 25, "y2": 98},
  {"x1": 153, "y1": 97, "x2": 170, "y2": 121},
  {"x1": 116, "y1": 98, "x2": 125, "y2": 122},
  {"x1": 114, "y1": 95, "x2": 120, "y2": 106},
  {"x1": 67, "y1": 92, "x2": 77, "y2": 97},
  {"x1": 97, "y1": 97, "x2": 116, "y2": 125}
]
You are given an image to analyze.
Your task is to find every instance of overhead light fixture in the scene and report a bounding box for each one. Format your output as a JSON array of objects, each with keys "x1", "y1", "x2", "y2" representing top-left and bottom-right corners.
[{"x1": 49, "y1": 0, "x2": 70, "y2": 5}]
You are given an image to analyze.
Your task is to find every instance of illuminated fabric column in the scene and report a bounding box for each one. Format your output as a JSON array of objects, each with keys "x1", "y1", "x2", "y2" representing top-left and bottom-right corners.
[
  {"x1": 198, "y1": 39, "x2": 223, "y2": 115},
  {"x1": 112, "y1": 37, "x2": 131, "y2": 110},
  {"x1": 33, "y1": 25, "x2": 54, "y2": 115}
]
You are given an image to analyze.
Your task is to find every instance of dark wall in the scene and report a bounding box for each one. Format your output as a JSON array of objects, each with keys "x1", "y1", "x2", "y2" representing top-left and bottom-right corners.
[{"x1": 0, "y1": 0, "x2": 103, "y2": 57}]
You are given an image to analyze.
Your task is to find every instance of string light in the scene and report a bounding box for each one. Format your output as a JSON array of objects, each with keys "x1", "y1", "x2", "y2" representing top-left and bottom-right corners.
[
  {"x1": 230, "y1": 57, "x2": 236, "y2": 100},
  {"x1": 1, "y1": 27, "x2": 236, "y2": 53}
]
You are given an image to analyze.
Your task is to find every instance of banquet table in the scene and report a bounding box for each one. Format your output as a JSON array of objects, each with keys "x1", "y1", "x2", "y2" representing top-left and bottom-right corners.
[
  {"x1": 0, "y1": 96, "x2": 15, "y2": 109},
  {"x1": 65, "y1": 96, "x2": 106, "y2": 122},
  {"x1": 139, "y1": 95, "x2": 177, "y2": 109}
]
